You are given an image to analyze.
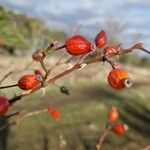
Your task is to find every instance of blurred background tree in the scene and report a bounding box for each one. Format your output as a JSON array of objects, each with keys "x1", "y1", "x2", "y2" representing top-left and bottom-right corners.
[{"x1": 0, "y1": 6, "x2": 67, "y2": 55}]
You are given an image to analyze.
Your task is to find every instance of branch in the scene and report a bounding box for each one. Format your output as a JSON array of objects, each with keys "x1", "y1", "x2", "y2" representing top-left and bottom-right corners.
[
  {"x1": 118, "y1": 43, "x2": 150, "y2": 55},
  {"x1": 6, "y1": 43, "x2": 150, "y2": 105},
  {"x1": 0, "y1": 61, "x2": 34, "y2": 88},
  {"x1": 40, "y1": 59, "x2": 50, "y2": 80},
  {"x1": 102, "y1": 57, "x2": 117, "y2": 69},
  {"x1": 96, "y1": 128, "x2": 110, "y2": 150},
  {"x1": 54, "y1": 45, "x2": 65, "y2": 51},
  {"x1": 0, "y1": 71, "x2": 13, "y2": 84},
  {"x1": 0, "y1": 109, "x2": 47, "y2": 132},
  {"x1": 0, "y1": 84, "x2": 18, "y2": 89}
]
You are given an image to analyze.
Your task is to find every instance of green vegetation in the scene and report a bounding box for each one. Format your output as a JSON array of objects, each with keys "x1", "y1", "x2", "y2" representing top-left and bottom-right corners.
[{"x1": 0, "y1": 6, "x2": 67, "y2": 54}]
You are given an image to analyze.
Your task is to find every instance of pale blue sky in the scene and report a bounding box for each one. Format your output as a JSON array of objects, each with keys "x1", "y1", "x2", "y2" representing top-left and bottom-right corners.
[{"x1": 0, "y1": 0, "x2": 150, "y2": 49}]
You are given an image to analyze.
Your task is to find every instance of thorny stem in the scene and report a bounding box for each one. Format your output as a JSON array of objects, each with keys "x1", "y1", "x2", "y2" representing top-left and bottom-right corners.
[
  {"x1": 0, "y1": 43, "x2": 148, "y2": 104},
  {"x1": 8, "y1": 56, "x2": 102, "y2": 104}
]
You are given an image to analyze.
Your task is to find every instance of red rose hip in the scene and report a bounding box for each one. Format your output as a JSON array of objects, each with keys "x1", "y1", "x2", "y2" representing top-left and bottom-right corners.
[
  {"x1": 47, "y1": 107, "x2": 60, "y2": 121},
  {"x1": 112, "y1": 124, "x2": 128, "y2": 136},
  {"x1": 0, "y1": 96, "x2": 9, "y2": 116},
  {"x1": 18, "y1": 75, "x2": 41, "y2": 90},
  {"x1": 108, "y1": 106, "x2": 119, "y2": 123},
  {"x1": 65, "y1": 35, "x2": 91, "y2": 55},
  {"x1": 108, "y1": 68, "x2": 133, "y2": 89},
  {"x1": 95, "y1": 30, "x2": 107, "y2": 48}
]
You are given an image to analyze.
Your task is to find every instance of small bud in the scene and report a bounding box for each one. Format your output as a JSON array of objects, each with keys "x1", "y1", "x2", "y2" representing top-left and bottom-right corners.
[
  {"x1": 79, "y1": 63, "x2": 87, "y2": 70},
  {"x1": 95, "y1": 30, "x2": 107, "y2": 48},
  {"x1": 104, "y1": 46, "x2": 118, "y2": 56},
  {"x1": 32, "y1": 50, "x2": 43, "y2": 61}
]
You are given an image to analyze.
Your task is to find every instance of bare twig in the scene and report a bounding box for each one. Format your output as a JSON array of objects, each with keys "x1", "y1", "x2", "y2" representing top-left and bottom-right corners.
[
  {"x1": 96, "y1": 128, "x2": 110, "y2": 150},
  {"x1": 0, "y1": 108, "x2": 47, "y2": 132},
  {"x1": 0, "y1": 83, "x2": 18, "y2": 89},
  {"x1": 0, "y1": 61, "x2": 34, "y2": 87},
  {"x1": 3, "y1": 111, "x2": 21, "y2": 118},
  {"x1": 0, "y1": 71, "x2": 13, "y2": 84}
]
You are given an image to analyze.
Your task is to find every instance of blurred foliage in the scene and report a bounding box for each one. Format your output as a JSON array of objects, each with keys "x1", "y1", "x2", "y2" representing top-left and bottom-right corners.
[
  {"x1": 118, "y1": 54, "x2": 150, "y2": 67},
  {"x1": 0, "y1": 6, "x2": 67, "y2": 54}
]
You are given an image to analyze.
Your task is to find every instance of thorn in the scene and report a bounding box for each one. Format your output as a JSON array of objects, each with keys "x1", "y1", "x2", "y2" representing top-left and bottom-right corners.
[
  {"x1": 79, "y1": 63, "x2": 87, "y2": 70},
  {"x1": 41, "y1": 88, "x2": 46, "y2": 97}
]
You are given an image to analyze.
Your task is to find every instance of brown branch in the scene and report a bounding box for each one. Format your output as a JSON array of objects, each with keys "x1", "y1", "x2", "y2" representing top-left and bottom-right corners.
[
  {"x1": 8, "y1": 56, "x2": 101, "y2": 104},
  {"x1": 0, "y1": 71, "x2": 13, "y2": 84},
  {"x1": 103, "y1": 57, "x2": 117, "y2": 69},
  {"x1": 13, "y1": 60, "x2": 34, "y2": 74},
  {"x1": 54, "y1": 45, "x2": 65, "y2": 51},
  {"x1": 118, "y1": 43, "x2": 150, "y2": 55},
  {"x1": 96, "y1": 128, "x2": 110, "y2": 150},
  {"x1": 3, "y1": 111, "x2": 21, "y2": 118},
  {"x1": 0, "y1": 83, "x2": 18, "y2": 89},
  {"x1": 7, "y1": 43, "x2": 150, "y2": 105},
  {"x1": 40, "y1": 59, "x2": 50, "y2": 80},
  {"x1": 0, "y1": 61, "x2": 34, "y2": 87}
]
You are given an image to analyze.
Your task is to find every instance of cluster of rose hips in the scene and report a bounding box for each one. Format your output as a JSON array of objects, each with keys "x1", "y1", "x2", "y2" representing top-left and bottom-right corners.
[
  {"x1": 32, "y1": 30, "x2": 133, "y2": 89},
  {"x1": 108, "y1": 106, "x2": 128, "y2": 136},
  {"x1": 0, "y1": 30, "x2": 133, "y2": 119}
]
